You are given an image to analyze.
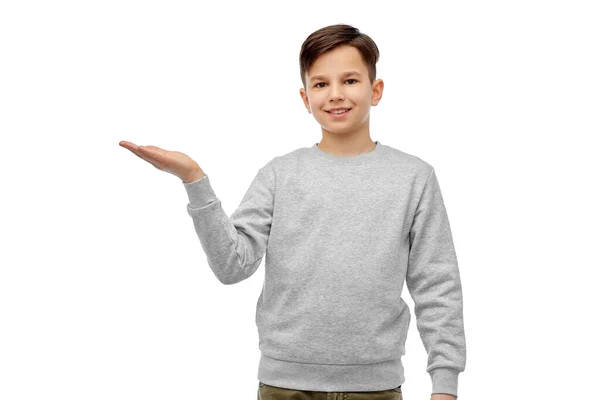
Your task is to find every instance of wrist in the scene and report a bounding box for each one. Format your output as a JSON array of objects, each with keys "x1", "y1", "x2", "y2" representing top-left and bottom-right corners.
[{"x1": 182, "y1": 169, "x2": 206, "y2": 184}]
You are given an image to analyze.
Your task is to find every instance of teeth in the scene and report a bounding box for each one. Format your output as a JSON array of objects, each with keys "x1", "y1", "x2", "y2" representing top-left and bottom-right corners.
[{"x1": 329, "y1": 109, "x2": 349, "y2": 114}]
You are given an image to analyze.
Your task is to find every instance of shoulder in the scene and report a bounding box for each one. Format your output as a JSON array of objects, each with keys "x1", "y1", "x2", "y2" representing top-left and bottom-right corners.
[
  {"x1": 259, "y1": 145, "x2": 312, "y2": 173},
  {"x1": 380, "y1": 143, "x2": 434, "y2": 179},
  {"x1": 255, "y1": 146, "x2": 309, "y2": 186}
]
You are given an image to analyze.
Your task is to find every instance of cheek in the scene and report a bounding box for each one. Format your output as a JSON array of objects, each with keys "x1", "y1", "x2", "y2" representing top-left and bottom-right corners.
[
  {"x1": 309, "y1": 99, "x2": 325, "y2": 112},
  {"x1": 354, "y1": 89, "x2": 371, "y2": 102}
]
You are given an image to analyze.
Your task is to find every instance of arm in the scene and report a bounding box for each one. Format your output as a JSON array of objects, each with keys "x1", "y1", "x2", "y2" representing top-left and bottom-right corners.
[
  {"x1": 406, "y1": 167, "x2": 466, "y2": 398},
  {"x1": 183, "y1": 165, "x2": 275, "y2": 285}
]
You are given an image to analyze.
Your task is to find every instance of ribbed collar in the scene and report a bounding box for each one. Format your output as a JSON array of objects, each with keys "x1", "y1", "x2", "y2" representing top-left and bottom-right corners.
[{"x1": 309, "y1": 140, "x2": 386, "y2": 165}]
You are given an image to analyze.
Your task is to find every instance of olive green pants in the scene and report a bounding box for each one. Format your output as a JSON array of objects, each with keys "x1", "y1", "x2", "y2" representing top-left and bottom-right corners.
[{"x1": 258, "y1": 382, "x2": 402, "y2": 400}]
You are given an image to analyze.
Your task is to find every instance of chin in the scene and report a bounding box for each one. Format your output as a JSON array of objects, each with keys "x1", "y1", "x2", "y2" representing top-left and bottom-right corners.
[{"x1": 321, "y1": 126, "x2": 358, "y2": 136}]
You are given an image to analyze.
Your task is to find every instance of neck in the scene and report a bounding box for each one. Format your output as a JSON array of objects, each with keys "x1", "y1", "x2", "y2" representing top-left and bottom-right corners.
[{"x1": 317, "y1": 133, "x2": 376, "y2": 157}]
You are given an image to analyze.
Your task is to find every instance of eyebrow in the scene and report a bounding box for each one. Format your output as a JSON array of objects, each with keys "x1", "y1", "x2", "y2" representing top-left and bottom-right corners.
[{"x1": 309, "y1": 71, "x2": 362, "y2": 82}]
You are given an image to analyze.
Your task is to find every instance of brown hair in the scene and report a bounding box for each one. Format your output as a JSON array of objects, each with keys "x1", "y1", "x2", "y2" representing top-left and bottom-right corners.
[{"x1": 299, "y1": 24, "x2": 380, "y2": 89}]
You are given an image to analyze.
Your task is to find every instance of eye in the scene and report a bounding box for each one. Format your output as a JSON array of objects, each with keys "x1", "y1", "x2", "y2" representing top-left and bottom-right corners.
[{"x1": 314, "y1": 79, "x2": 358, "y2": 88}]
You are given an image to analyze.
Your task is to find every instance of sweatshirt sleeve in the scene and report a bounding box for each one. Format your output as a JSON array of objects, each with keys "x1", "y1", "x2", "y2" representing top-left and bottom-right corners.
[
  {"x1": 405, "y1": 167, "x2": 467, "y2": 398},
  {"x1": 182, "y1": 166, "x2": 275, "y2": 285}
]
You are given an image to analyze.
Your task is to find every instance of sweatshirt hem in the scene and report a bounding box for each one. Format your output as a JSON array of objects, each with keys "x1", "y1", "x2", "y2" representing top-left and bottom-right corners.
[{"x1": 257, "y1": 353, "x2": 405, "y2": 392}]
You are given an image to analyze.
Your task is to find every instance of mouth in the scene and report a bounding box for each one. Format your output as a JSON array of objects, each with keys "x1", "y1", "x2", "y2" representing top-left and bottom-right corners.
[{"x1": 325, "y1": 108, "x2": 352, "y2": 117}]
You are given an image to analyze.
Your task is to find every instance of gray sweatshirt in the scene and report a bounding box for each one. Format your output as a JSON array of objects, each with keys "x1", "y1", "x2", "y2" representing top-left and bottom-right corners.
[{"x1": 182, "y1": 141, "x2": 466, "y2": 397}]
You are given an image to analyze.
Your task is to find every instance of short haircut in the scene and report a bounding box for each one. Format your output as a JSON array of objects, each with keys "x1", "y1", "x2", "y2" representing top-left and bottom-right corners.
[{"x1": 299, "y1": 24, "x2": 380, "y2": 89}]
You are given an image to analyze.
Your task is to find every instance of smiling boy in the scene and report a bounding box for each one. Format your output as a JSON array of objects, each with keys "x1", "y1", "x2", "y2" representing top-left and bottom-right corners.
[
  {"x1": 299, "y1": 41, "x2": 382, "y2": 156},
  {"x1": 121, "y1": 23, "x2": 466, "y2": 400}
]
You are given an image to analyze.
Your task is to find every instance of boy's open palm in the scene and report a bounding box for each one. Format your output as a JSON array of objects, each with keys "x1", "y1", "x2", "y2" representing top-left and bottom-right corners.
[{"x1": 119, "y1": 141, "x2": 205, "y2": 183}]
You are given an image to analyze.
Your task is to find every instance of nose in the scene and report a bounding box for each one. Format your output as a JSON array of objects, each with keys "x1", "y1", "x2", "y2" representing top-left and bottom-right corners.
[{"x1": 328, "y1": 83, "x2": 345, "y2": 102}]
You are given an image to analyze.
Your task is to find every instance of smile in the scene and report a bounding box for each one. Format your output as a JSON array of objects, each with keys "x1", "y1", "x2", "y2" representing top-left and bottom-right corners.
[{"x1": 326, "y1": 108, "x2": 352, "y2": 117}]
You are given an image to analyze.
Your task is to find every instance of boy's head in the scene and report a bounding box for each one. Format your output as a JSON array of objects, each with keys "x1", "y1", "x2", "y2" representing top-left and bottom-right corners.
[{"x1": 299, "y1": 24, "x2": 384, "y2": 138}]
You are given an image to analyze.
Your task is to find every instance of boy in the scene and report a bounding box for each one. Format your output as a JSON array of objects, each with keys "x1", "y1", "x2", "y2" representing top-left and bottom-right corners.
[{"x1": 120, "y1": 24, "x2": 466, "y2": 400}]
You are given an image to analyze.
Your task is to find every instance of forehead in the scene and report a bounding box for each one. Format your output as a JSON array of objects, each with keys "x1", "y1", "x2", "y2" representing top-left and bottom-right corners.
[{"x1": 307, "y1": 45, "x2": 368, "y2": 80}]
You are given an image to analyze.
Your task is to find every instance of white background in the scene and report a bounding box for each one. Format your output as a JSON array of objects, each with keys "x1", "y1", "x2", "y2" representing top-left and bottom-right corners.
[{"x1": 1, "y1": 1, "x2": 598, "y2": 399}]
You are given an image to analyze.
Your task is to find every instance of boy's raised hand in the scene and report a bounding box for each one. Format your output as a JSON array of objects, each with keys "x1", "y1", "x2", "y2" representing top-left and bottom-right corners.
[{"x1": 119, "y1": 140, "x2": 206, "y2": 183}]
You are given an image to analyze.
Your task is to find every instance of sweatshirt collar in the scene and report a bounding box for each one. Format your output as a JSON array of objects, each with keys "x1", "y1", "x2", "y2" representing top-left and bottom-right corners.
[{"x1": 309, "y1": 140, "x2": 385, "y2": 165}]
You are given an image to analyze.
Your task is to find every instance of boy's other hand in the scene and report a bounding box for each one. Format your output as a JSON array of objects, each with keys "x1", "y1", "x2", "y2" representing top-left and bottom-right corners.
[
  {"x1": 119, "y1": 141, "x2": 206, "y2": 183},
  {"x1": 431, "y1": 394, "x2": 457, "y2": 400}
]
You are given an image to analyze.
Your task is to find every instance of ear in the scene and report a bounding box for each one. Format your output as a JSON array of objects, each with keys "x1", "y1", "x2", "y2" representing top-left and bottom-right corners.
[
  {"x1": 371, "y1": 79, "x2": 384, "y2": 106},
  {"x1": 299, "y1": 87, "x2": 311, "y2": 114}
]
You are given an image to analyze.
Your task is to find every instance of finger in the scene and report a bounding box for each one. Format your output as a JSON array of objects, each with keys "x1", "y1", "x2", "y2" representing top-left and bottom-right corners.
[
  {"x1": 119, "y1": 141, "x2": 138, "y2": 151},
  {"x1": 121, "y1": 142, "x2": 152, "y2": 158},
  {"x1": 139, "y1": 146, "x2": 167, "y2": 161},
  {"x1": 136, "y1": 153, "x2": 161, "y2": 168},
  {"x1": 144, "y1": 145, "x2": 164, "y2": 152},
  {"x1": 121, "y1": 142, "x2": 164, "y2": 168},
  {"x1": 129, "y1": 148, "x2": 162, "y2": 168},
  {"x1": 138, "y1": 146, "x2": 163, "y2": 163}
]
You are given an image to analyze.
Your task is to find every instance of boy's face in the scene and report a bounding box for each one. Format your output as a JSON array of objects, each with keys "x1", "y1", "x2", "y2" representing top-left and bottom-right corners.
[{"x1": 299, "y1": 45, "x2": 383, "y2": 138}]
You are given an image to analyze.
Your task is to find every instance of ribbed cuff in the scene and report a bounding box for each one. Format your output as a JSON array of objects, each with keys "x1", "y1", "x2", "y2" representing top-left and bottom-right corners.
[
  {"x1": 430, "y1": 368, "x2": 459, "y2": 397},
  {"x1": 182, "y1": 174, "x2": 217, "y2": 208}
]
